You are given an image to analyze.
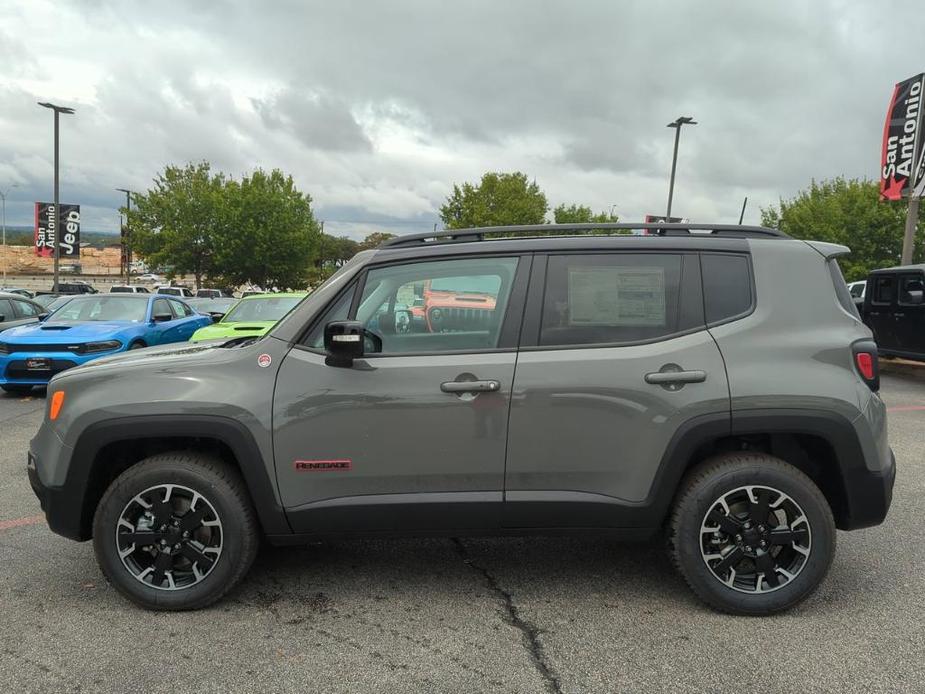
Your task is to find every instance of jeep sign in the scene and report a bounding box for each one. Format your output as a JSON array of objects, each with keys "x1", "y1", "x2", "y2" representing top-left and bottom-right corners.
[
  {"x1": 880, "y1": 73, "x2": 925, "y2": 200},
  {"x1": 34, "y1": 202, "x2": 80, "y2": 257}
]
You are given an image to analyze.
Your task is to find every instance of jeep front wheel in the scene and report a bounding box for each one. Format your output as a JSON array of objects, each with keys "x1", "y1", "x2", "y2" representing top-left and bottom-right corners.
[
  {"x1": 668, "y1": 452, "x2": 836, "y2": 615},
  {"x1": 92, "y1": 452, "x2": 259, "y2": 610}
]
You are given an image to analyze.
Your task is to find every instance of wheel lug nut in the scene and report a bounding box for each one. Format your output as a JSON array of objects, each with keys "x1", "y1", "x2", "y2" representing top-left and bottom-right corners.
[
  {"x1": 735, "y1": 534, "x2": 742, "y2": 542},
  {"x1": 745, "y1": 546, "x2": 752, "y2": 552},
  {"x1": 173, "y1": 543, "x2": 180, "y2": 550},
  {"x1": 182, "y1": 531, "x2": 190, "y2": 539}
]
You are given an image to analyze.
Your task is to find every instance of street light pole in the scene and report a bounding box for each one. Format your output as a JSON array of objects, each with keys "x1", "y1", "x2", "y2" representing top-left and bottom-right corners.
[
  {"x1": 0, "y1": 184, "x2": 18, "y2": 285},
  {"x1": 116, "y1": 188, "x2": 132, "y2": 283},
  {"x1": 666, "y1": 116, "x2": 697, "y2": 220},
  {"x1": 38, "y1": 102, "x2": 75, "y2": 293}
]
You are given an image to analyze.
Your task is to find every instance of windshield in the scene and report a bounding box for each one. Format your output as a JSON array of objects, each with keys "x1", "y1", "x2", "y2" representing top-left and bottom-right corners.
[
  {"x1": 223, "y1": 296, "x2": 303, "y2": 323},
  {"x1": 49, "y1": 296, "x2": 148, "y2": 322}
]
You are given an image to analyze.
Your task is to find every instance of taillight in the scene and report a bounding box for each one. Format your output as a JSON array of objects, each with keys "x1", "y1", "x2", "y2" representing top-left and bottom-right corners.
[
  {"x1": 852, "y1": 340, "x2": 879, "y2": 392},
  {"x1": 855, "y1": 352, "x2": 874, "y2": 380}
]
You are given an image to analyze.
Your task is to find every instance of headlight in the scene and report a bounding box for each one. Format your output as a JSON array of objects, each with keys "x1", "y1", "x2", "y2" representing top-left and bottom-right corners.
[
  {"x1": 77, "y1": 340, "x2": 122, "y2": 354},
  {"x1": 0, "y1": 343, "x2": 8, "y2": 355}
]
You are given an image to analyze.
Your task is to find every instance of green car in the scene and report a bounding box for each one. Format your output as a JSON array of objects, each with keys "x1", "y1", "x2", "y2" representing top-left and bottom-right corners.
[{"x1": 189, "y1": 292, "x2": 307, "y2": 342}]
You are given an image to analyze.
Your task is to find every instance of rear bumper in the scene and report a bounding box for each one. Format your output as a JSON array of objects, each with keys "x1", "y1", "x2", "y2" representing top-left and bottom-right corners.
[{"x1": 840, "y1": 448, "x2": 896, "y2": 530}]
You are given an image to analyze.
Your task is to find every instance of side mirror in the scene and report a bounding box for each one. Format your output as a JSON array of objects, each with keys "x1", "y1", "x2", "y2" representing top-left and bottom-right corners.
[
  {"x1": 907, "y1": 290, "x2": 924, "y2": 305},
  {"x1": 324, "y1": 320, "x2": 380, "y2": 367},
  {"x1": 38, "y1": 313, "x2": 49, "y2": 322},
  {"x1": 153, "y1": 312, "x2": 172, "y2": 323}
]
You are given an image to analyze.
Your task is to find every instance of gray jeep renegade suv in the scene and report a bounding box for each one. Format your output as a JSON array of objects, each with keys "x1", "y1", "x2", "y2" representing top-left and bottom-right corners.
[{"x1": 26, "y1": 223, "x2": 894, "y2": 614}]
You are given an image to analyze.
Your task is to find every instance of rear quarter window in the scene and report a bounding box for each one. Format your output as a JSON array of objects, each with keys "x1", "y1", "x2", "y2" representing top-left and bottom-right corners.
[
  {"x1": 701, "y1": 253, "x2": 753, "y2": 325},
  {"x1": 827, "y1": 259, "x2": 860, "y2": 318}
]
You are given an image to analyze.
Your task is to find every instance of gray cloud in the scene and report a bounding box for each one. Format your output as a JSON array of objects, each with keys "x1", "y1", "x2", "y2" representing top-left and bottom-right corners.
[{"x1": 0, "y1": 0, "x2": 920, "y2": 238}]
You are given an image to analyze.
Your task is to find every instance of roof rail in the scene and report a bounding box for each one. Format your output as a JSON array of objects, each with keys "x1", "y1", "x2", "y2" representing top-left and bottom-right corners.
[{"x1": 380, "y1": 222, "x2": 787, "y2": 248}]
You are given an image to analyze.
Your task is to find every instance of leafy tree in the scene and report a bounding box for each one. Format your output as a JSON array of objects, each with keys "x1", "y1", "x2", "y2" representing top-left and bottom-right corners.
[
  {"x1": 215, "y1": 169, "x2": 320, "y2": 290},
  {"x1": 127, "y1": 162, "x2": 225, "y2": 287},
  {"x1": 439, "y1": 172, "x2": 548, "y2": 229},
  {"x1": 760, "y1": 177, "x2": 924, "y2": 281},
  {"x1": 319, "y1": 235, "x2": 360, "y2": 268},
  {"x1": 552, "y1": 203, "x2": 626, "y2": 234},
  {"x1": 357, "y1": 231, "x2": 397, "y2": 250}
]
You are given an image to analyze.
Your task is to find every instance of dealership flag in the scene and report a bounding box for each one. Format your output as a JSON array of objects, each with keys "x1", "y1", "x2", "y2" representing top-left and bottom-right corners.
[
  {"x1": 881, "y1": 73, "x2": 925, "y2": 200},
  {"x1": 34, "y1": 203, "x2": 80, "y2": 258}
]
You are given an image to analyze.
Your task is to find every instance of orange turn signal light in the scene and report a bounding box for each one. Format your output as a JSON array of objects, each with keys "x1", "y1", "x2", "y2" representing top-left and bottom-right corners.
[{"x1": 49, "y1": 390, "x2": 65, "y2": 421}]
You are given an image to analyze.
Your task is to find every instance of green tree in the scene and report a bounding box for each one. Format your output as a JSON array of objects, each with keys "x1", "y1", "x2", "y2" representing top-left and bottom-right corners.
[
  {"x1": 214, "y1": 169, "x2": 319, "y2": 290},
  {"x1": 552, "y1": 203, "x2": 625, "y2": 234},
  {"x1": 357, "y1": 231, "x2": 397, "y2": 250},
  {"x1": 127, "y1": 162, "x2": 226, "y2": 287},
  {"x1": 439, "y1": 172, "x2": 548, "y2": 229},
  {"x1": 760, "y1": 177, "x2": 924, "y2": 281}
]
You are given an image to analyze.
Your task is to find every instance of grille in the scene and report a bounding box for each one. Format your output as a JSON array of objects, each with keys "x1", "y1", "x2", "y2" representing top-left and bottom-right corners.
[
  {"x1": 1, "y1": 343, "x2": 78, "y2": 354},
  {"x1": 428, "y1": 307, "x2": 494, "y2": 331}
]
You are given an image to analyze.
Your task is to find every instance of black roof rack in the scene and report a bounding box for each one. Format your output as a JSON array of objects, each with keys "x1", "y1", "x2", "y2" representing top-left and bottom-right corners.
[{"x1": 381, "y1": 222, "x2": 788, "y2": 248}]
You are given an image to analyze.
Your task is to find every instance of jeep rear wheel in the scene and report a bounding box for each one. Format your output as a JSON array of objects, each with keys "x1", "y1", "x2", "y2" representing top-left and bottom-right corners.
[
  {"x1": 668, "y1": 452, "x2": 835, "y2": 615},
  {"x1": 92, "y1": 452, "x2": 259, "y2": 610}
]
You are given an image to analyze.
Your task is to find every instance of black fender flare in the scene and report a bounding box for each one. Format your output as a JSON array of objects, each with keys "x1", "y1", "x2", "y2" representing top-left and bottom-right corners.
[{"x1": 63, "y1": 415, "x2": 291, "y2": 540}]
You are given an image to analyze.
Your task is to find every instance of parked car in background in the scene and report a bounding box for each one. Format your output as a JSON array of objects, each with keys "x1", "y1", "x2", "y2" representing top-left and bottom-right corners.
[
  {"x1": 862, "y1": 264, "x2": 925, "y2": 361},
  {"x1": 0, "y1": 294, "x2": 211, "y2": 392},
  {"x1": 137, "y1": 273, "x2": 165, "y2": 283},
  {"x1": 186, "y1": 297, "x2": 237, "y2": 322},
  {"x1": 36, "y1": 281, "x2": 98, "y2": 296},
  {"x1": 0, "y1": 293, "x2": 46, "y2": 334},
  {"x1": 155, "y1": 285, "x2": 195, "y2": 298},
  {"x1": 847, "y1": 280, "x2": 866, "y2": 300},
  {"x1": 189, "y1": 292, "x2": 306, "y2": 342},
  {"x1": 0, "y1": 287, "x2": 35, "y2": 298},
  {"x1": 110, "y1": 285, "x2": 151, "y2": 294},
  {"x1": 195, "y1": 288, "x2": 227, "y2": 298}
]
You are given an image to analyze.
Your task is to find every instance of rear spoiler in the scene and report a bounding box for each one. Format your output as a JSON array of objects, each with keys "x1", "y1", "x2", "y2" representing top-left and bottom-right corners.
[{"x1": 803, "y1": 240, "x2": 850, "y2": 259}]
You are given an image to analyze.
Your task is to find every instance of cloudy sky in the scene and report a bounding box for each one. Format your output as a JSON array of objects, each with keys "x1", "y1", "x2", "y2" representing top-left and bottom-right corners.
[{"x1": 0, "y1": 0, "x2": 920, "y2": 239}]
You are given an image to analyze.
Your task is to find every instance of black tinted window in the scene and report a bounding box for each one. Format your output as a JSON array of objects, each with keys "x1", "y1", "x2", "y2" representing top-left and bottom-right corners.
[
  {"x1": 873, "y1": 275, "x2": 895, "y2": 304},
  {"x1": 540, "y1": 254, "x2": 683, "y2": 346},
  {"x1": 701, "y1": 253, "x2": 752, "y2": 324}
]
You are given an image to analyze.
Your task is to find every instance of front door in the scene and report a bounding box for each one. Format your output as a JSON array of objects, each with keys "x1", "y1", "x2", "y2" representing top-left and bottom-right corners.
[
  {"x1": 504, "y1": 251, "x2": 730, "y2": 529},
  {"x1": 273, "y1": 254, "x2": 529, "y2": 533}
]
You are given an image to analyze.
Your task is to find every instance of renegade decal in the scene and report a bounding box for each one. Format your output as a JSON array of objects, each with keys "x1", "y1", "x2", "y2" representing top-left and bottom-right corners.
[{"x1": 294, "y1": 459, "x2": 352, "y2": 471}]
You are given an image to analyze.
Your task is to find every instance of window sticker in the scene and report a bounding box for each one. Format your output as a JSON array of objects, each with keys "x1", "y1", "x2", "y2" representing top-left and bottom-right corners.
[{"x1": 567, "y1": 266, "x2": 666, "y2": 326}]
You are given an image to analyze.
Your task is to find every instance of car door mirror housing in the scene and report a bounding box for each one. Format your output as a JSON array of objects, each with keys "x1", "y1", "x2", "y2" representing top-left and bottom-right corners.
[
  {"x1": 38, "y1": 313, "x2": 49, "y2": 321},
  {"x1": 324, "y1": 320, "x2": 378, "y2": 367}
]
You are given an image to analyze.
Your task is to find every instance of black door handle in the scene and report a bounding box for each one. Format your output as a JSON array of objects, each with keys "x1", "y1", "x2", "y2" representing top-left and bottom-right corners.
[
  {"x1": 644, "y1": 370, "x2": 706, "y2": 385},
  {"x1": 440, "y1": 380, "x2": 501, "y2": 393}
]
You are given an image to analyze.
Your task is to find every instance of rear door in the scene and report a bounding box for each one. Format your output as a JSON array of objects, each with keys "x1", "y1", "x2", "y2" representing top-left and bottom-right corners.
[
  {"x1": 503, "y1": 251, "x2": 730, "y2": 529},
  {"x1": 865, "y1": 273, "x2": 899, "y2": 352},
  {"x1": 273, "y1": 254, "x2": 530, "y2": 533},
  {"x1": 894, "y1": 272, "x2": 925, "y2": 356},
  {"x1": 167, "y1": 299, "x2": 201, "y2": 341}
]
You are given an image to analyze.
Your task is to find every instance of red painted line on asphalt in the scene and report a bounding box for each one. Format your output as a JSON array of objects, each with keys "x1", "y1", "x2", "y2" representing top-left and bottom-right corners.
[
  {"x1": 887, "y1": 405, "x2": 925, "y2": 413},
  {"x1": 0, "y1": 515, "x2": 45, "y2": 531}
]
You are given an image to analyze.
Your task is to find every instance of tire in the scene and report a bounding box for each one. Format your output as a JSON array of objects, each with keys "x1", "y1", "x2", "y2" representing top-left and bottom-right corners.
[
  {"x1": 128, "y1": 341, "x2": 146, "y2": 350},
  {"x1": 92, "y1": 452, "x2": 260, "y2": 610},
  {"x1": 668, "y1": 452, "x2": 835, "y2": 615},
  {"x1": 1, "y1": 384, "x2": 33, "y2": 394}
]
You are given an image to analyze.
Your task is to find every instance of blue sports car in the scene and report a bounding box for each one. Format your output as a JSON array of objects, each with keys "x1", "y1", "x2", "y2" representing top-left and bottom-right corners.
[{"x1": 0, "y1": 294, "x2": 211, "y2": 393}]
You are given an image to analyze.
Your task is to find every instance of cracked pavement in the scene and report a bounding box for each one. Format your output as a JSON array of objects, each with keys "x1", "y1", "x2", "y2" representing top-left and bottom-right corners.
[{"x1": 2, "y1": 376, "x2": 925, "y2": 693}]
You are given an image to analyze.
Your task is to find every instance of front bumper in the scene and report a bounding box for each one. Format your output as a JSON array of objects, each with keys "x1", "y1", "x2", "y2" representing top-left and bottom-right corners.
[
  {"x1": 28, "y1": 438, "x2": 86, "y2": 542},
  {"x1": 1, "y1": 350, "x2": 119, "y2": 385}
]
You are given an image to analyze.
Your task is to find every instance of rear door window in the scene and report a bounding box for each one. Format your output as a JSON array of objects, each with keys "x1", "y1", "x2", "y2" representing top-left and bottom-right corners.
[
  {"x1": 539, "y1": 253, "x2": 687, "y2": 346},
  {"x1": 0, "y1": 298, "x2": 14, "y2": 322}
]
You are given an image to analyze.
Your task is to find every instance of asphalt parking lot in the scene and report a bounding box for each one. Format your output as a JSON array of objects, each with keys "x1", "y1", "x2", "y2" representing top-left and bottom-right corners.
[{"x1": 1, "y1": 375, "x2": 924, "y2": 693}]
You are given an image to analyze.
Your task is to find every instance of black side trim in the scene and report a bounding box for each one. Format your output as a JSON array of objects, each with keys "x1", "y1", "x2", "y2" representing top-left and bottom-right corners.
[
  {"x1": 53, "y1": 415, "x2": 290, "y2": 541},
  {"x1": 729, "y1": 408, "x2": 893, "y2": 530}
]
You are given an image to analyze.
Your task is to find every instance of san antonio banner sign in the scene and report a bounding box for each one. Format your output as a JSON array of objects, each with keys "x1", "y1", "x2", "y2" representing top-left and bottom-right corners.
[
  {"x1": 881, "y1": 73, "x2": 925, "y2": 200},
  {"x1": 34, "y1": 202, "x2": 80, "y2": 258}
]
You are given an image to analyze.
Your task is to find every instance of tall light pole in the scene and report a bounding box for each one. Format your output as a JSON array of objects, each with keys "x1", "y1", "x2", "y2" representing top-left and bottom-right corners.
[
  {"x1": 0, "y1": 183, "x2": 18, "y2": 285},
  {"x1": 38, "y1": 102, "x2": 75, "y2": 292},
  {"x1": 116, "y1": 188, "x2": 132, "y2": 282},
  {"x1": 666, "y1": 116, "x2": 697, "y2": 220}
]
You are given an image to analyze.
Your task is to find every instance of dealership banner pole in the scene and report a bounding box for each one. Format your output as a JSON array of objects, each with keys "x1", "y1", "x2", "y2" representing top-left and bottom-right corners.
[
  {"x1": 52, "y1": 109, "x2": 60, "y2": 292},
  {"x1": 902, "y1": 197, "x2": 920, "y2": 265}
]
